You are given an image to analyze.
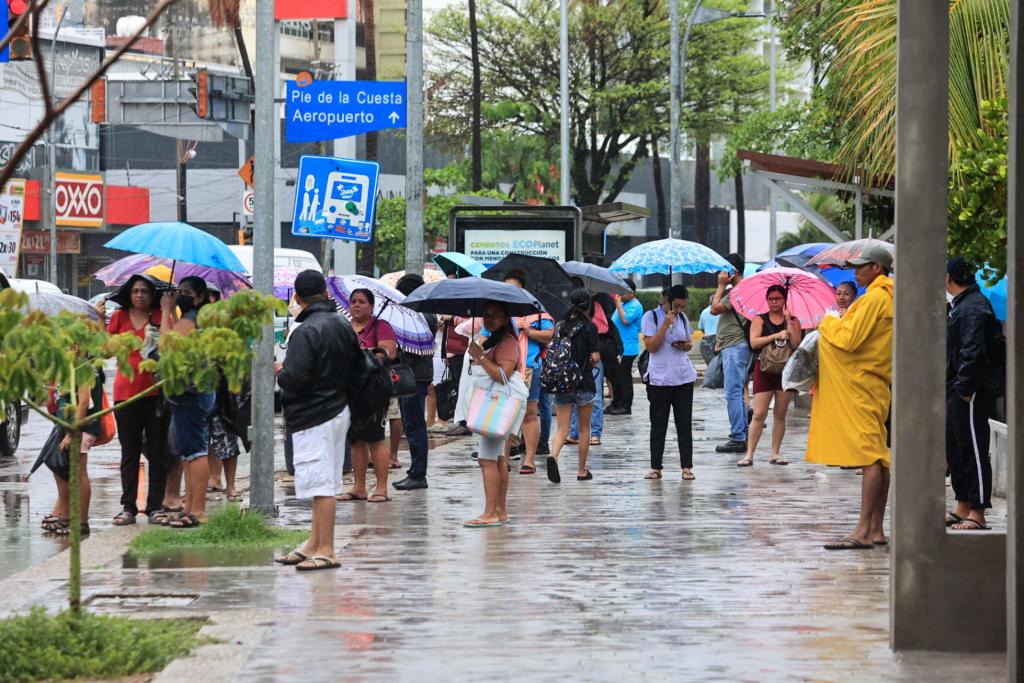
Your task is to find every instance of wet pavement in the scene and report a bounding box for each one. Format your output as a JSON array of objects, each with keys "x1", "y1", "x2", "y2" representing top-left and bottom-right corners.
[{"x1": 3, "y1": 384, "x2": 1008, "y2": 681}]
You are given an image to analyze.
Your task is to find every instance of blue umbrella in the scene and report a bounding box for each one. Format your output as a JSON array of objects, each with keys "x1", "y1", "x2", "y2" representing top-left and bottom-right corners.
[
  {"x1": 105, "y1": 222, "x2": 246, "y2": 273},
  {"x1": 400, "y1": 278, "x2": 542, "y2": 317},
  {"x1": 432, "y1": 252, "x2": 485, "y2": 278},
  {"x1": 758, "y1": 242, "x2": 832, "y2": 271},
  {"x1": 609, "y1": 238, "x2": 733, "y2": 275},
  {"x1": 976, "y1": 269, "x2": 1007, "y2": 321}
]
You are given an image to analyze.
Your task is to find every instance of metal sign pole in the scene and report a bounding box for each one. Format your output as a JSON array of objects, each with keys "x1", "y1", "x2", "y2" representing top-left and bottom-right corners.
[
  {"x1": 405, "y1": 0, "x2": 424, "y2": 274},
  {"x1": 559, "y1": 0, "x2": 570, "y2": 207},
  {"x1": 249, "y1": 0, "x2": 276, "y2": 515}
]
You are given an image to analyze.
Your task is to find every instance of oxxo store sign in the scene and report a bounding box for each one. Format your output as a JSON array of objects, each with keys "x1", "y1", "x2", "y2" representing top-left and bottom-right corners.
[{"x1": 55, "y1": 173, "x2": 104, "y2": 228}]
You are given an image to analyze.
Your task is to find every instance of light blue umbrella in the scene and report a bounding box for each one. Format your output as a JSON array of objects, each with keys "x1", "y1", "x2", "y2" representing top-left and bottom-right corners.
[
  {"x1": 105, "y1": 222, "x2": 246, "y2": 273},
  {"x1": 609, "y1": 238, "x2": 733, "y2": 275},
  {"x1": 976, "y1": 268, "x2": 1007, "y2": 321},
  {"x1": 432, "y1": 252, "x2": 485, "y2": 278}
]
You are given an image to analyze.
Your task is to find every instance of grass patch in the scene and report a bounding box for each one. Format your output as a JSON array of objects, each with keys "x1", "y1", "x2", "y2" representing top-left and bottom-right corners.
[
  {"x1": 0, "y1": 608, "x2": 203, "y2": 682},
  {"x1": 129, "y1": 505, "x2": 308, "y2": 556}
]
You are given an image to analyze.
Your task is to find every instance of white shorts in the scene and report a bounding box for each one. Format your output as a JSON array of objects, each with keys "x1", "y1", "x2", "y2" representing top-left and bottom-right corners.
[
  {"x1": 291, "y1": 408, "x2": 350, "y2": 500},
  {"x1": 432, "y1": 354, "x2": 446, "y2": 385},
  {"x1": 386, "y1": 397, "x2": 401, "y2": 421}
]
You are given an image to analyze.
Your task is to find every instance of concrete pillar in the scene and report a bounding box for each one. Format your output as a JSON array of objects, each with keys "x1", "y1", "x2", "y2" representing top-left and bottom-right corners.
[
  {"x1": 1007, "y1": 1, "x2": 1023, "y2": 677},
  {"x1": 890, "y1": 0, "x2": 1006, "y2": 652}
]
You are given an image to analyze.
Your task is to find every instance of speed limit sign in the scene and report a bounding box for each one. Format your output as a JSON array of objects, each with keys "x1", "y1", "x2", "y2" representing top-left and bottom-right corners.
[{"x1": 243, "y1": 191, "x2": 255, "y2": 216}]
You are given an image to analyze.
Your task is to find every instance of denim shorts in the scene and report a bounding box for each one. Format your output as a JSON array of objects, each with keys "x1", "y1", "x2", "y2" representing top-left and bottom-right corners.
[
  {"x1": 526, "y1": 366, "x2": 543, "y2": 402},
  {"x1": 169, "y1": 392, "x2": 216, "y2": 461},
  {"x1": 554, "y1": 389, "x2": 596, "y2": 407}
]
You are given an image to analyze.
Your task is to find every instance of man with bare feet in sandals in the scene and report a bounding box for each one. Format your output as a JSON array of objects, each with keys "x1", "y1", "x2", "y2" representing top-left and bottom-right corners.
[{"x1": 275, "y1": 270, "x2": 359, "y2": 571}]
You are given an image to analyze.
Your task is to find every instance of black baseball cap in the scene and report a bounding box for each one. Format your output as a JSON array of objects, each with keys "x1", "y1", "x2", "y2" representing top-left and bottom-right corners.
[{"x1": 294, "y1": 270, "x2": 326, "y2": 298}]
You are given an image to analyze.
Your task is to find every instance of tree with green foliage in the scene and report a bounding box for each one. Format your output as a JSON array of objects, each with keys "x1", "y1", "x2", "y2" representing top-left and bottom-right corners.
[
  {"x1": 0, "y1": 288, "x2": 280, "y2": 615},
  {"x1": 427, "y1": 0, "x2": 670, "y2": 207}
]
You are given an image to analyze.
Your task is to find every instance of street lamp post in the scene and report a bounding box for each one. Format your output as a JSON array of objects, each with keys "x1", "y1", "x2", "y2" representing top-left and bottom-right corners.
[{"x1": 669, "y1": 1, "x2": 766, "y2": 242}]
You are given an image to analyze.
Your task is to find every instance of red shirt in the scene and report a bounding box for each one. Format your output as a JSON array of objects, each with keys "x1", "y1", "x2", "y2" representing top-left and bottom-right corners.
[
  {"x1": 108, "y1": 308, "x2": 162, "y2": 401},
  {"x1": 592, "y1": 304, "x2": 610, "y2": 335},
  {"x1": 355, "y1": 318, "x2": 397, "y2": 350}
]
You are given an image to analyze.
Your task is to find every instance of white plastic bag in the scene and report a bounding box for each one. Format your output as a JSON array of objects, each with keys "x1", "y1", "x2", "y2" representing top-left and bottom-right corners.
[{"x1": 782, "y1": 330, "x2": 819, "y2": 394}]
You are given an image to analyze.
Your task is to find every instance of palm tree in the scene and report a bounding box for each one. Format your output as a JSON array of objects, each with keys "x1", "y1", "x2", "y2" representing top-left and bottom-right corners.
[{"x1": 795, "y1": 0, "x2": 1009, "y2": 190}]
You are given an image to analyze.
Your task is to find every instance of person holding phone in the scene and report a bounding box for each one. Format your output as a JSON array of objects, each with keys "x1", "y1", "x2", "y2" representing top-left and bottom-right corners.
[{"x1": 641, "y1": 285, "x2": 697, "y2": 481}]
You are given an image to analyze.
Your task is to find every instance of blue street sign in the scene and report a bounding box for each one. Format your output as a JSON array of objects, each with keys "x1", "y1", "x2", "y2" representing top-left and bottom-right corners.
[
  {"x1": 285, "y1": 80, "x2": 407, "y2": 143},
  {"x1": 291, "y1": 155, "x2": 380, "y2": 243},
  {"x1": 1, "y1": 1, "x2": 9, "y2": 64}
]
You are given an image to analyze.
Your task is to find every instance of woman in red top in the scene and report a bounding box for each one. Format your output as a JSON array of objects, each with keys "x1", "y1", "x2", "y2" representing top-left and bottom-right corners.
[
  {"x1": 98, "y1": 274, "x2": 173, "y2": 525},
  {"x1": 338, "y1": 288, "x2": 398, "y2": 503}
]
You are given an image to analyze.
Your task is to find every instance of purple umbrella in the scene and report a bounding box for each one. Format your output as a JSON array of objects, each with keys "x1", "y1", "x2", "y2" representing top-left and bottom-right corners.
[
  {"x1": 273, "y1": 267, "x2": 306, "y2": 301},
  {"x1": 94, "y1": 254, "x2": 252, "y2": 296}
]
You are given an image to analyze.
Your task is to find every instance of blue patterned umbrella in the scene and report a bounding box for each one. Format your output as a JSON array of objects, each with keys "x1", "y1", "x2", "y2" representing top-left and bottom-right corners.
[{"x1": 608, "y1": 238, "x2": 733, "y2": 276}]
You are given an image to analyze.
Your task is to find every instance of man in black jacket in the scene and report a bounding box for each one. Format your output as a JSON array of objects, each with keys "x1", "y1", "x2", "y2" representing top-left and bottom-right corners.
[
  {"x1": 274, "y1": 270, "x2": 359, "y2": 570},
  {"x1": 945, "y1": 257, "x2": 1003, "y2": 531},
  {"x1": 393, "y1": 273, "x2": 437, "y2": 490}
]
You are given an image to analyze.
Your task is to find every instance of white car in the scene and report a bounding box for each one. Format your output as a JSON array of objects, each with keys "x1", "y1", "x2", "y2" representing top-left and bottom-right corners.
[{"x1": 227, "y1": 246, "x2": 322, "y2": 278}]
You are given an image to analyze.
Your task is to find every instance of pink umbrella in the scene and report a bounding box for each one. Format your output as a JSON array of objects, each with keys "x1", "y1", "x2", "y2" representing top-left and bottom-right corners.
[{"x1": 729, "y1": 267, "x2": 836, "y2": 330}]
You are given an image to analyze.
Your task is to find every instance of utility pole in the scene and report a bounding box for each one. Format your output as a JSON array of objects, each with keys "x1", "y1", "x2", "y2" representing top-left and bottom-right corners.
[
  {"x1": 250, "y1": 0, "x2": 276, "y2": 515},
  {"x1": 767, "y1": 0, "x2": 777, "y2": 257},
  {"x1": 311, "y1": 19, "x2": 332, "y2": 271},
  {"x1": 171, "y1": 22, "x2": 187, "y2": 223},
  {"x1": 669, "y1": 0, "x2": 680, "y2": 239},
  {"x1": 559, "y1": 0, "x2": 570, "y2": 206},
  {"x1": 47, "y1": 6, "x2": 66, "y2": 287},
  {"x1": 405, "y1": 0, "x2": 424, "y2": 274}
]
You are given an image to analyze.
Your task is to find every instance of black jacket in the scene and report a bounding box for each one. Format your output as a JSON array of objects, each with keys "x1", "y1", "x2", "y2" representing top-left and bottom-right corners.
[
  {"x1": 278, "y1": 301, "x2": 360, "y2": 432},
  {"x1": 946, "y1": 285, "x2": 1001, "y2": 396},
  {"x1": 405, "y1": 312, "x2": 438, "y2": 384}
]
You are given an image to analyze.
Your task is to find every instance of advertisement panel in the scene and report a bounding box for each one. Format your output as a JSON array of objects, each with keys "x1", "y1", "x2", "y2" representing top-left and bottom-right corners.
[
  {"x1": 20, "y1": 230, "x2": 81, "y2": 255},
  {"x1": 463, "y1": 229, "x2": 567, "y2": 266},
  {"x1": 55, "y1": 172, "x2": 104, "y2": 228},
  {"x1": 0, "y1": 179, "x2": 27, "y2": 275},
  {"x1": 275, "y1": 0, "x2": 348, "y2": 20}
]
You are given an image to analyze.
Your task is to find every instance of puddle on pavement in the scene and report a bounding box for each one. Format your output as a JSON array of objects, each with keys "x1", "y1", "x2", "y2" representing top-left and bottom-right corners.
[
  {"x1": 123, "y1": 545, "x2": 279, "y2": 570},
  {"x1": 87, "y1": 592, "x2": 200, "y2": 609}
]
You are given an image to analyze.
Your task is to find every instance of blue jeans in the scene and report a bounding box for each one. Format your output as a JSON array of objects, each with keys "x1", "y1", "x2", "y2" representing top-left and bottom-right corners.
[
  {"x1": 538, "y1": 389, "x2": 552, "y2": 446},
  {"x1": 399, "y1": 383, "x2": 429, "y2": 479},
  {"x1": 721, "y1": 344, "x2": 752, "y2": 442},
  {"x1": 570, "y1": 361, "x2": 604, "y2": 439}
]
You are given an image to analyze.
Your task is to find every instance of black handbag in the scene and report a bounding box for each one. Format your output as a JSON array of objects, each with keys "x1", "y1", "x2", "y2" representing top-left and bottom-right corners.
[
  {"x1": 388, "y1": 360, "x2": 417, "y2": 398},
  {"x1": 434, "y1": 367, "x2": 458, "y2": 422}
]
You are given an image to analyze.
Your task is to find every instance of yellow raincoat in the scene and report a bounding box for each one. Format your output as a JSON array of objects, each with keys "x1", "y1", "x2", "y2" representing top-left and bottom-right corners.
[{"x1": 806, "y1": 275, "x2": 893, "y2": 467}]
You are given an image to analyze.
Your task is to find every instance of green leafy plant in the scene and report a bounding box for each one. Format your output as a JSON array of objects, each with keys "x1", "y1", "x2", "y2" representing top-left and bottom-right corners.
[
  {"x1": 0, "y1": 608, "x2": 203, "y2": 682},
  {"x1": 948, "y1": 98, "x2": 1008, "y2": 280},
  {"x1": 0, "y1": 288, "x2": 281, "y2": 614},
  {"x1": 129, "y1": 505, "x2": 308, "y2": 555}
]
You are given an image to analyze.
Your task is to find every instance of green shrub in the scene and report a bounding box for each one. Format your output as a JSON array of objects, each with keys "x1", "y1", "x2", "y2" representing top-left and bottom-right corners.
[
  {"x1": 130, "y1": 505, "x2": 308, "y2": 556},
  {"x1": 0, "y1": 608, "x2": 202, "y2": 682},
  {"x1": 635, "y1": 287, "x2": 715, "y2": 323}
]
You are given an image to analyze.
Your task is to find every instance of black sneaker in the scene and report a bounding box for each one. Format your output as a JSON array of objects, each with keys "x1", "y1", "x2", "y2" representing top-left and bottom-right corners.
[
  {"x1": 470, "y1": 451, "x2": 479, "y2": 460},
  {"x1": 536, "y1": 443, "x2": 551, "y2": 456},
  {"x1": 716, "y1": 440, "x2": 748, "y2": 454}
]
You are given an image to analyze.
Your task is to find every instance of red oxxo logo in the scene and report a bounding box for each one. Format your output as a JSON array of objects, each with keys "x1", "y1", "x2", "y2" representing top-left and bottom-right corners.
[{"x1": 55, "y1": 173, "x2": 104, "y2": 228}]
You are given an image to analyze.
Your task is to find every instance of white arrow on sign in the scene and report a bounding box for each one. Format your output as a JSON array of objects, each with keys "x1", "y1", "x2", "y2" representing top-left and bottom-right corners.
[{"x1": 388, "y1": 111, "x2": 400, "y2": 124}]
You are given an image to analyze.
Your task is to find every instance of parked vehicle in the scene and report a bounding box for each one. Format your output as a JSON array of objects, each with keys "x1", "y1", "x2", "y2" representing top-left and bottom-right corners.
[
  {"x1": 0, "y1": 272, "x2": 29, "y2": 457},
  {"x1": 7, "y1": 277, "x2": 62, "y2": 295},
  {"x1": 227, "y1": 246, "x2": 321, "y2": 278}
]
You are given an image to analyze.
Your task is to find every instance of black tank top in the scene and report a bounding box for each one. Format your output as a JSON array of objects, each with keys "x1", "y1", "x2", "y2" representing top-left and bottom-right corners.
[{"x1": 759, "y1": 313, "x2": 787, "y2": 336}]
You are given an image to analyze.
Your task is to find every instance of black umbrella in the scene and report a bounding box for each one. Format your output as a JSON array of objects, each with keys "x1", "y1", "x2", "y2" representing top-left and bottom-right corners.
[
  {"x1": 28, "y1": 425, "x2": 68, "y2": 481},
  {"x1": 561, "y1": 261, "x2": 631, "y2": 295},
  {"x1": 482, "y1": 253, "x2": 573, "y2": 319},
  {"x1": 106, "y1": 273, "x2": 170, "y2": 310},
  {"x1": 400, "y1": 278, "x2": 543, "y2": 317}
]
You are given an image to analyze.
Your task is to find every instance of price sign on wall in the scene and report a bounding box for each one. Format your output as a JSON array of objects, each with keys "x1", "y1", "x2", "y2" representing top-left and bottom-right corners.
[{"x1": 0, "y1": 179, "x2": 27, "y2": 275}]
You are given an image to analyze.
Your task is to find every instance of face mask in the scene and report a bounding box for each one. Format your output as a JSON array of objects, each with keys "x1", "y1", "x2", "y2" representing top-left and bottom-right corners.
[{"x1": 176, "y1": 294, "x2": 195, "y2": 312}]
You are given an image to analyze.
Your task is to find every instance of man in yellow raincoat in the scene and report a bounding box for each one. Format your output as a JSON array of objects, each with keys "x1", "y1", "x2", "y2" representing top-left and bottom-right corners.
[{"x1": 806, "y1": 245, "x2": 894, "y2": 550}]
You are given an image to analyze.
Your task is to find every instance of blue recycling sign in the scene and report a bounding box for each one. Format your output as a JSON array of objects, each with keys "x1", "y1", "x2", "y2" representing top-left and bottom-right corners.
[
  {"x1": 285, "y1": 80, "x2": 407, "y2": 143},
  {"x1": 1, "y1": 1, "x2": 9, "y2": 64},
  {"x1": 291, "y1": 155, "x2": 380, "y2": 243}
]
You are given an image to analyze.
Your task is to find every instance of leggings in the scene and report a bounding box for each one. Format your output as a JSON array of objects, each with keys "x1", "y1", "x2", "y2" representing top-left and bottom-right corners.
[{"x1": 647, "y1": 383, "x2": 694, "y2": 470}]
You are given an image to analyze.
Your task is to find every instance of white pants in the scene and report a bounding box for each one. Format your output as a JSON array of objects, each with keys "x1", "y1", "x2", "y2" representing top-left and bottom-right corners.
[
  {"x1": 291, "y1": 408, "x2": 350, "y2": 499},
  {"x1": 454, "y1": 350, "x2": 473, "y2": 423}
]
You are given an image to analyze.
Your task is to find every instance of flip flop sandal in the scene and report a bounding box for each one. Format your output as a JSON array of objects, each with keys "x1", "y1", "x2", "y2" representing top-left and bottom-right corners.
[
  {"x1": 565, "y1": 437, "x2": 579, "y2": 445},
  {"x1": 54, "y1": 523, "x2": 90, "y2": 536},
  {"x1": 873, "y1": 539, "x2": 889, "y2": 546},
  {"x1": 944, "y1": 512, "x2": 964, "y2": 526},
  {"x1": 159, "y1": 512, "x2": 184, "y2": 526},
  {"x1": 769, "y1": 458, "x2": 789, "y2": 466},
  {"x1": 41, "y1": 514, "x2": 60, "y2": 528},
  {"x1": 463, "y1": 518, "x2": 502, "y2": 528},
  {"x1": 589, "y1": 437, "x2": 601, "y2": 446},
  {"x1": 518, "y1": 465, "x2": 537, "y2": 474},
  {"x1": 42, "y1": 517, "x2": 69, "y2": 532},
  {"x1": 577, "y1": 470, "x2": 594, "y2": 481},
  {"x1": 295, "y1": 556, "x2": 341, "y2": 571},
  {"x1": 112, "y1": 510, "x2": 136, "y2": 525},
  {"x1": 336, "y1": 492, "x2": 368, "y2": 502},
  {"x1": 226, "y1": 493, "x2": 243, "y2": 502},
  {"x1": 207, "y1": 485, "x2": 225, "y2": 493},
  {"x1": 682, "y1": 470, "x2": 696, "y2": 481},
  {"x1": 546, "y1": 456, "x2": 561, "y2": 484},
  {"x1": 169, "y1": 514, "x2": 202, "y2": 529},
  {"x1": 644, "y1": 470, "x2": 663, "y2": 480},
  {"x1": 389, "y1": 463, "x2": 403, "y2": 470},
  {"x1": 952, "y1": 518, "x2": 991, "y2": 531},
  {"x1": 368, "y1": 494, "x2": 391, "y2": 503},
  {"x1": 736, "y1": 459, "x2": 754, "y2": 467},
  {"x1": 823, "y1": 537, "x2": 874, "y2": 550},
  {"x1": 275, "y1": 550, "x2": 309, "y2": 565}
]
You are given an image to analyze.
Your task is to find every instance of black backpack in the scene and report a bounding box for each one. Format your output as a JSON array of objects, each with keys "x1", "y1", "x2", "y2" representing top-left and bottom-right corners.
[
  {"x1": 349, "y1": 348, "x2": 394, "y2": 432},
  {"x1": 541, "y1": 321, "x2": 584, "y2": 394}
]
